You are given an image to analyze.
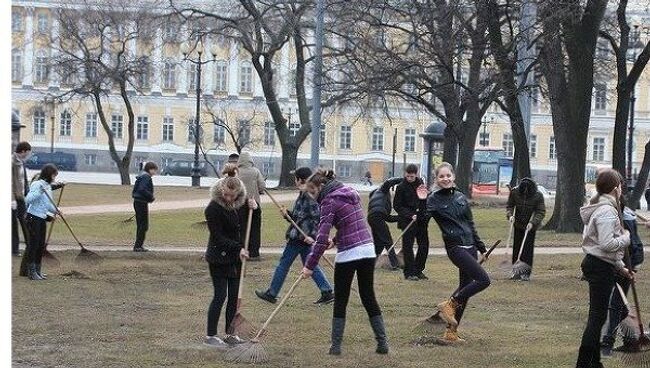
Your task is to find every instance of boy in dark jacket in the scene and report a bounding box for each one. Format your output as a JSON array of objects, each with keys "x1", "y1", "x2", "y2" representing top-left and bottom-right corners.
[
  {"x1": 505, "y1": 177, "x2": 546, "y2": 280},
  {"x1": 255, "y1": 167, "x2": 334, "y2": 305},
  {"x1": 393, "y1": 164, "x2": 429, "y2": 280},
  {"x1": 132, "y1": 162, "x2": 158, "y2": 252},
  {"x1": 368, "y1": 177, "x2": 402, "y2": 269}
]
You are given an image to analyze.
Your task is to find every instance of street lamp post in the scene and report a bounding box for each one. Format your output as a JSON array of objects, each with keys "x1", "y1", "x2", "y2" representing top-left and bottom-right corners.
[
  {"x1": 420, "y1": 122, "x2": 446, "y2": 187},
  {"x1": 181, "y1": 36, "x2": 218, "y2": 188}
]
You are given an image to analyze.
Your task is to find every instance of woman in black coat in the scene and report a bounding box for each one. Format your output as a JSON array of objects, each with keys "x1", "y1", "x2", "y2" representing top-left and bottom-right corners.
[{"x1": 203, "y1": 176, "x2": 254, "y2": 349}]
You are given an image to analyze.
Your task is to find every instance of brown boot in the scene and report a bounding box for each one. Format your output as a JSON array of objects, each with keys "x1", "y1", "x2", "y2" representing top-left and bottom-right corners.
[
  {"x1": 436, "y1": 298, "x2": 459, "y2": 327},
  {"x1": 442, "y1": 326, "x2": 465, "y2": 344}
]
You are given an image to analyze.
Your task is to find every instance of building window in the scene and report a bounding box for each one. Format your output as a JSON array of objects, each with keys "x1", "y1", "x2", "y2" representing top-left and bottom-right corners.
[
  {"x1": 502, "y1": 133, "x2": 514, "y2": 158},
  {"x1": 479, "y1": 132, "x2": 490, "y2": 147},
  {"x1": 138, "y1": 57, "x2": 151, "y2": 89},
  {"x1": 33, "y1": 109, "x2": 46, "y2": 136},
  {"x1": 187, "y1": 63, "x2": 199, "y2": 92},
  {"x1": 187, "y1": 119, "x2": 204, "y2": 144},
  {"x1": 34, "y1": 50, "x2": 50, "y2": 84},
  {"x1": 592, "y1": 137, "x2": 605, "y2": 162},
  {"x1": 37, "y1": 13, "x2": 49, "y2": 34},
  {"x1": 12, "y1": 12, "x2": 22, "y2": 33},
  {"x1": 264, "y1": 121, "x2": 275, "y2": 146},
  {"x1": 339, "y1": 125, "x2": 352, "y2": 150},
  {"x1": 212, "y1": 121, "x2": 225, "y2": 144},
  {"x1": 239, "y1": 61, "x2": 253, "y2": 94},
  {"x1": 319, "y1": 124, "x2": 326, "y2": 148},
  {"x1": 289, "y1": 121, "x2": 300, "y2": 137},
  {"x1": 163, "y1": 23, "x2": 176, "y2": 42},
  {"x1": 404, "y1": 128, "x2": 416, "y2": 152},
  {"x1": 163, "y1": 60, "x2": 176, "y2": 89},
  {"x1": 529, "y1": 134, "x2": 537, "y2": 159},
  {"x1": 59, "y1": 110, "x2": 72, "y2": 136},
  {"x1": 337, "y1": 164, "x2": 352, "y2": 178},
  {"x1": 262, "y1": 161, "x2": 274, "y2": 177},
  {"x1": 371, "y1": 127, "x2": 384, "y2": 151},
  {"x1": 214, "y1": 60, "x2": 228, "y2": 93},
  {"x1": 84, "y1": 154, "x2": 97, "y2": 166},
  {"x1": 137, "y1": 116, "x2": 149, "y2": 141},
  {"x1": 12, "y1": 49, "x2": 22, "y2": 82},
  {"x1": 549, "y1": 136, "x2": 556, "y2": 160},
  {"x1": 111, "y1": 114, "x2": 124, "y2": 139},
  {"x1": 85, "y1": 113, "x2": 97, "y2": 138},
  {"x1": 594, "y1": 83, "x2": 607, "y2": 112},
  {"x1": 162, "y1": 116, "x2": 174, "y2": 142},
  {"x1": 238, "y1": 120, "x2": 251, "y2": 146}
]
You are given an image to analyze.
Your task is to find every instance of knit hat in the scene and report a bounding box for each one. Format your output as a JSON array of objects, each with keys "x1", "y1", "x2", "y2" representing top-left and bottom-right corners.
[{"x1": 291, "y1": 167, "x2": 312, "y2": 180}]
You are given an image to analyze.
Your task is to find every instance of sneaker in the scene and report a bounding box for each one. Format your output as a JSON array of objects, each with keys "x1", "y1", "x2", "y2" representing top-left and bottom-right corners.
[
  {"x1": 314, "y1": 291, "x2": 335, "y2": 305},
  {"x1": 405, "y1": 275, "x2": 419, "y2": 281},
  {"x1": 416, "y1": 272, "x2": 429, "y2": 280},
  {"x1": 223, "y1": 334, "x2": 247, "y2": 346},
  {"x1": 255, "y1": 289, "x2": 277, "y2": 304},
  {"x1": 133, "y1": 247, "x2": 149, "y2": 252},
  {"x1": 204, "y1": 336, "x2": 229, "y2": 349}
]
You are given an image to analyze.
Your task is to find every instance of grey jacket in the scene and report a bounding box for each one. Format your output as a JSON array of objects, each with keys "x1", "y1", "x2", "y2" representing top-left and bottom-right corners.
[
  {"x1": 237, "y1": 151, "x2": 266, "y2": 204},
  {"x1": 580, "y1": 194, "x2": 630, "y2": 270}
]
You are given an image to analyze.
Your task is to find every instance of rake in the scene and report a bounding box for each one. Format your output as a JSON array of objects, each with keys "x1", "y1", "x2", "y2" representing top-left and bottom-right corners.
[
  {"x1": 41, "y1": 188, "x2": 102, "y2": 262},
  {"x1": 511, "y1": 227, "x2": 531, "y2": 278},
  {"x1": 116, "y1": 214, "x2": 135, "y2": 225},
  {"x1": 614, "y1": 282, "x2": 640, "y2": 345},
  {"x1": 230, "y1": 207, "x2": 256, "y2": 338},
  {"x1": 498, "y1": 208, "x2": 515, "y2": 271},
  {"x1": 225, "y1": 275, "x2": 304, "y2": 364},
  {"x1": 42, "y1": 185, "x2": 65, "y2": 267},
  {"x1": 414, "y1": 240, "x2": 501, "y2": 334},
  {"x1": 376, "y1": 218, "x2": 416, "y2": 269}
]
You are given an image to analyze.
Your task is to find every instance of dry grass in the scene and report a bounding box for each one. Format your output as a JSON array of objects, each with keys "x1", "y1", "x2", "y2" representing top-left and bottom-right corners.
[{"x1": 13, "y1": 252, "x2": 646, "y2": 368}]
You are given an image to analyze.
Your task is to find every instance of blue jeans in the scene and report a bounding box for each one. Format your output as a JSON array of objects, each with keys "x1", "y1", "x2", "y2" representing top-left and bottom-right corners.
[{"x1": 269, "y1": 243, "x2": 332, "y2": 296}]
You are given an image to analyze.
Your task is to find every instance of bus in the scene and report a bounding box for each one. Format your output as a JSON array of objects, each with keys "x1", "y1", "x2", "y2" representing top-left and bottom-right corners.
[{"x1": 471, "y1": 147, "x2": 512, "y2": 195}]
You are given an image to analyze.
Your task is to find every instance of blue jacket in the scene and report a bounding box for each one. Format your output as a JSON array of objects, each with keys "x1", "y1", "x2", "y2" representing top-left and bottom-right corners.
[
  {"x1": 132, "y1": 172, "x2": 155, "y2": 203},
  {"x1": 25, "y1": 179, "x2": 57, "y2": 219}
]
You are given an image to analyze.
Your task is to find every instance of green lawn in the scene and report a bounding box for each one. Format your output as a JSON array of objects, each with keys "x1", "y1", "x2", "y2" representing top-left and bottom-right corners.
[{"x1": 12, "y1": 252, "x2": 641, "y2": 367}]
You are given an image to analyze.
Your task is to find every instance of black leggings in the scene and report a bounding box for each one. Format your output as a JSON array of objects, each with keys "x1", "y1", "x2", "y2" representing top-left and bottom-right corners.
[
  {"x1": 333, "y1": 257, "x2": 381, "y2": 319},
  {"x1": 25, "y1": 214, "x2": 46, "y2": 265},
  {"x1": 207, "y1": 263, "x2": 240, "y2": 337},
  {"x1": 134, "y1": 201, "x2": 149, "y2": 249},
  {"x1": 446, "y1": 245, "x2": 491, "y2": 325},
  {"x1": 512, "y1": 227, "x2": 536, "y2": 268}
]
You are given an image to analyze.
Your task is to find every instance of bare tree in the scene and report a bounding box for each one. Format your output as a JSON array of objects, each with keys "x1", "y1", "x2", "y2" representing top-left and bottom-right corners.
[
  {"x1": 49, "y1": 0, "x2": 161, "y2": 185},
  {"x1": 203, "y1": 99, "x2": 264, "y2": 154}
]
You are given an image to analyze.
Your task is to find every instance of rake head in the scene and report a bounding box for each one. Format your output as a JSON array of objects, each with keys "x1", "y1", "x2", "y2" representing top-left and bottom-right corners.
[
  {"x1": 375, "y1": 254, "x2": 393, "y2": 270},
  {"x1": 42, "y1": 250, "x2": 61, "y2": 267},
  {"x1": 413, "y1": 312, "x2": 448, "y2": 335},
  {"x1": 512, "y1": 260, "x2": 531, "y2": 277},
  {"x1": 617, "y1": 334, "x2": 650, "y2": 368},
  {"x1": 231, "y1": 313, "x2": 257, "y2": 339},
  {"x1": 74, "y1": 247, "x2": 102, "y2": 263},
  {"x1": 224, "y1": 340, "x2": 269, "y2": 364}
]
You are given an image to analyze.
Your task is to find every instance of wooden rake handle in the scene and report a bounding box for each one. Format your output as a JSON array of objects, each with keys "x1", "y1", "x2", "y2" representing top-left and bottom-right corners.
[
  {"x1": 46, "y1": 185, "x2": 65, "y2": 245},
  {"x1": 479, "y1": 240, "x2": 501, "y2": 265},
  {"x1": 237, "y1": 207, "x2": 255, "y2": 302},
  {"x1": 252, "y1": 275, "x2": 303, "y2": 342},
  {"x1": 42, "y1": 188, "x2": 86, "y2": 251},
  {"x1": 516, "y1": 227, "x2": 530, "y2": 262},
  {"x1": 505, "y1": 208, "x2": 516, "y2": 252},
  {"x1": 624, "y1": 247, "x2": 646, "y2": 336},
  {"x1": 384, "y1": 218, "x2": 417, "y2": 255}
]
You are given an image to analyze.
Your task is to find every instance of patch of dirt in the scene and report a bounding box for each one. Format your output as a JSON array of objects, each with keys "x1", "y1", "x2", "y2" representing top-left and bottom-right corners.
[
  {"x1": 412, "y1": 335, "x2": 452, "y2": 346},
  {"x1": 60, "y1": 270, "x2": 90, "y2": 279}
]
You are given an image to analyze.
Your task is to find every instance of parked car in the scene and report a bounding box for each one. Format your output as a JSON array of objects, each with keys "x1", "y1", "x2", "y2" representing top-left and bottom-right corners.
[
  {"x1": 161, "y1": 160, "x2": 208, "y2": 177},
  {"x1": 25, "y1": 151, "x2": 77, "y2": 171}
]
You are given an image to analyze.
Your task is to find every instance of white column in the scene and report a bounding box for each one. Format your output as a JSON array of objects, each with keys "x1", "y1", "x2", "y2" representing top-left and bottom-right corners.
[
  {"x1": 203, "y1": 37, "x2": 214, "y2": 96},
  {"x1": 279, "y1": 45, "x2": 290, "y2": 100},
  {"x1": 177, "y1": 26, "x2": 188, "y2": 96},
  {"x1": 22, "y1": 7, "x2": 34, "y2": 87},
  {"x1": 48, "y1": 17, "x2": 60, "y2": 89},
  {"x1": 151, "y1": 28, "x2": 162, "y2": 95},
  {"x1": 228, "y1": 40, "x2": 239, "y2": 97}
]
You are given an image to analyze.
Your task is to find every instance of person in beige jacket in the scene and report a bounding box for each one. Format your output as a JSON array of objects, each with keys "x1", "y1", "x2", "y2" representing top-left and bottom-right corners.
[
  {"x1": 237, "y1": 151, "x2": 266, "y2": 260},
  {"x1": 576, "y1": 169, "x2": 632, "y2": 368},
  {"x1": 12, "y1": 142, "x2": 32, "y2": 257}
]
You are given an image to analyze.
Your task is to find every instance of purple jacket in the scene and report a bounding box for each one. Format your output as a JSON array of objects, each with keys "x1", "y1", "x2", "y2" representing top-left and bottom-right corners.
[{"x1": 305, "y1": 181, "x2": 373, "y2": 270}]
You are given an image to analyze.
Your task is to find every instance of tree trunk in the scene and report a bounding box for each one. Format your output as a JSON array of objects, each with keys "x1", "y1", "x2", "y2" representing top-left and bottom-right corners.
[
  {"x1": 628, "y1": 140, "x2": 650, "y2": 208},
  {"x1": 118, "y1": 162, "x2": 130, "y2": 186},
  {"x1": 456, "y1": 133, "x2": 477, "y2": 196},
  {"x1": 612, "y1": 88, "x2": 631, "y2": 175},
  {"x1": 278, "y1": 142, "x2": 299, "y2": 188},
  {"x1": 443, "y1": 125, "x2": 458, "y2": 167}
]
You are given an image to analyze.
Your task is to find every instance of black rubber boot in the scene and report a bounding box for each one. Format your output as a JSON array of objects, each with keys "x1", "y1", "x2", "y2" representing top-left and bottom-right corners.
[
  {"x1": 28, "y1": 263, "x2": 43, "y2": 281},
  {"x1": 575, "y1": 346, "x2": 593, "y2": 368},
  {"x1": 36, "y1": 263, "x2": 47, "y2": 280},
  {"x1": 369, "y1": 315, "x2": 389, "y2": 354},
  {"x1": 329, "y1": 318, "x2": 345, "y2": 355}
]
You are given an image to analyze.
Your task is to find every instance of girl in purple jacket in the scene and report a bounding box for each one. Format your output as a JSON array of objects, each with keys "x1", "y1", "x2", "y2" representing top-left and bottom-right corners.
[{"x1": 302, "y1": 169, "x2": 388, "y2": 356}]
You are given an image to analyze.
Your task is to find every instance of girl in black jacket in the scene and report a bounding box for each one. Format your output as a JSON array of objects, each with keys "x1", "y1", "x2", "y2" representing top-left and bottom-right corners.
[
  {"x1": 422, "y1": 162, "x2": 491, "y2": 343},
  {"x1": 204, "y1": 177, "x2": 252, "y2": 349}
]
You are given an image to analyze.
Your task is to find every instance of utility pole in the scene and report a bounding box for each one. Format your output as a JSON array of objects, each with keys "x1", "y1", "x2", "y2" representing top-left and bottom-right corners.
[{"x1": 310, "y1": 0, "x2": 325, "y2": 169}]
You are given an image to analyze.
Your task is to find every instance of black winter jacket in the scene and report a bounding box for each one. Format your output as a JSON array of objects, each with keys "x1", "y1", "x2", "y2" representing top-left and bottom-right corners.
[
  {"x1": 623, "y1": 207, "x2": 644, "y2": 268},
  {"x1": 368, "y1": 177, "x2": 402, "y2": 222},
  {"x1": 132, "y1": 172, "x2": 155, "y2": 203},
  {"x1": 393, "y1": 177, "x2": 427, "y2": 229},
  {"x1": 426, "y1": 187, "x2": 487, "y2": 253},
  {"x1": 204, "y1": 178, "x2": 247, "y2": 277},
  {"x1": 506, "y1": 178, "x2": 546, "y2": 230}
]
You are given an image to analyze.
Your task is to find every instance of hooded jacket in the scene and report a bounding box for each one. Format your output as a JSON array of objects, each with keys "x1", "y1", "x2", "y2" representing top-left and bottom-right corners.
[
  {"x1": 305, "y1": 180, "x2": 374, "y2": 270},
  {"x1": 393, "y1": 177, "x2": 428, "y2": 229},
  {"x1": 204, "y1": 178, "x2": 247, "y2": 270},
  {"x1": 506, "y1": 178, "x2": 546, "y2": 230},
  {"x1": 367, "y1": 177, "x2": 402, "y2": 222},
  {"x1": 132, "y1": 172, "x2": 155, "y2": 203},
  {"x1": 426, "y1": 186, "x2": 487, "y2": 253},
  {"x1": 237, "y1": 151, "x2": 266, "y2": 204},
  {"x1": 580, "y1": 194, "x2": 630, "y2": 270}
]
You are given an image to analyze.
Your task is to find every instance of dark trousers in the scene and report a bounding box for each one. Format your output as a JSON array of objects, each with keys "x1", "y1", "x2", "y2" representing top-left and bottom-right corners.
[
  {"x1": 242, "y1": 204, "x2": 262, "y2": 258},
  {"x1": 12, "y1": 199, "x2": 28, "y2": 255},
  {"x1": 25, "y1": 214, "x2": 47, "y2": 265},
  {"x1": 577, "y1": 255, "x2": 616, "y2": 368},
  {"x1": 446, "y1": 245, "x2": 491, "y2": 325},
  {"x1": 207, "y1": 263, "x2": 240, "y2": 336},
  {"x1": 401, "y1": 223, "x2": 429, "y2": 277},
  {"x1": 333, "y1": 258, "x2": 381, "y2": 319},
  {"x1": 512, "y1": 227, "x2": 536, "y2": 270},
  {"x1": 133, "y1": 201, "x2": 149, "y2": 249},
  {"x1": 368, "y1": 215, "x2": 399, "y2": 267},
  {"x1": 602, "y1": 275, "x2": 631, "y2": 346}
]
